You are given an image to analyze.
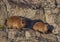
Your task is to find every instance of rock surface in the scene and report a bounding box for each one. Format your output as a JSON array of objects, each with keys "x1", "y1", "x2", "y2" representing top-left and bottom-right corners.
[
  {"x1": 0, "y1": 28, "x2": 58, "y2": 42},
  {"x1": 0, "y1": 0, "x2": 60, "y2": 42}
]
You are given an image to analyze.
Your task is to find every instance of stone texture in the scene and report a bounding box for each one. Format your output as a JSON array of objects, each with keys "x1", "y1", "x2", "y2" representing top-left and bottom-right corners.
[
  {"x1": 0, "y1": 0, "x2": 60, "y2": 42},
  {"x1": 56, "y1": 0, "x2": 60, "y2": 5},
  {"x1": 0, "y1": 0, "x2": 7, "y2": 25},
  {"x1": 4, "y1": 28, "x2": 59, "y2": 42}
]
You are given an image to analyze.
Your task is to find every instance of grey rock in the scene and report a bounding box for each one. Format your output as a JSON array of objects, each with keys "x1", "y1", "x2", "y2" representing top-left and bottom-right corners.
[
  {"x1": 0, "y1": 0, "x2": 60, "y2": 42},
  {"x1": 25, "y1": 31, "x2": 31, "y2": 39},
  {"x1": 56, "y1": 0, "x2": 60, "y2": 5}
]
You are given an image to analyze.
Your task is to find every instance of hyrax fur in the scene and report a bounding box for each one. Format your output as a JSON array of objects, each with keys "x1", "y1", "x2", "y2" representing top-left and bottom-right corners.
[
  {"x1": 33, "y1": 22, "x2": 48, "y2": 33},
  {"x1": 6, "y1": 16, "x2": 26, "y2": 29}
]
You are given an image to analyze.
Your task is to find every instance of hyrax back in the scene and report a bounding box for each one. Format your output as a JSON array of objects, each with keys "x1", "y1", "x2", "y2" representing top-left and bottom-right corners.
[
  {"x1": 33, "y1": 22, "x2": 48, "y2": 33},
  {"x1": 6, "y1": 16, "x2": 26, "y2": 29}
]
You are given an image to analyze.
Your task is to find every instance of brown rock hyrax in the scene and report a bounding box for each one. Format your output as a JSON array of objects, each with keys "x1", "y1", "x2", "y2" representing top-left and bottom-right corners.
[
  {"x1": 6, "y1": 16, "x2": 26, "y2": 29},
  {"x1": 33, "y1": 22, "x2": 48, "y2": 33}
]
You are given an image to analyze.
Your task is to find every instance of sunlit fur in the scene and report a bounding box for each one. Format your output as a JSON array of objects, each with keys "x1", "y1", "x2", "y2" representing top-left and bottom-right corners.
[
  {"x1": 33, "y1": 22, "x2": 48, "y2": 33},
  {"x1": 6, "y1": 16, "x2": 26, "y2": 29}
]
